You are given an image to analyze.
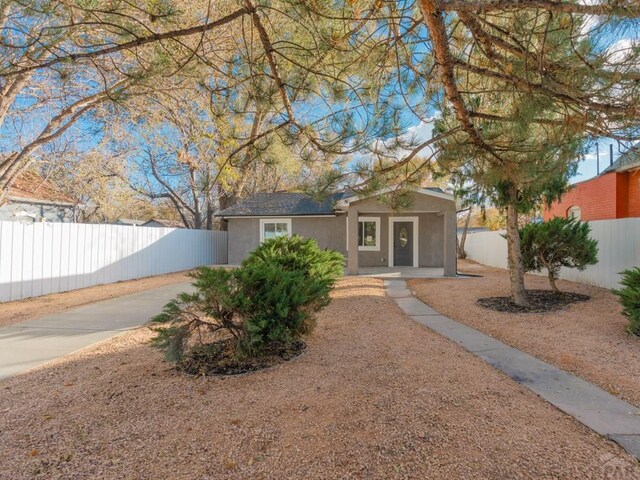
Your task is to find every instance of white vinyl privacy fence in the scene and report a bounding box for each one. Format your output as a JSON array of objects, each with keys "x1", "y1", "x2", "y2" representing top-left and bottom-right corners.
[
  {"x1": 463, "y1": 218, "x2": 640, "y2": 289},
  {"x1": 0, "y1": 221, "x2": 227, "y2": 302}
]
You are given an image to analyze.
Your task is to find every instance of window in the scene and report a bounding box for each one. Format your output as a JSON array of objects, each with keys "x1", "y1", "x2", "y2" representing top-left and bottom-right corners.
[
  {"x1": 567, "y1": 206, "x2": 581, "y2": 221},
  {"x1": 357, "y1": 217, "x2": 380, "y2": 251},
  {"x1": 260, "y1": 218, "x2": 291, "y2": 242}
]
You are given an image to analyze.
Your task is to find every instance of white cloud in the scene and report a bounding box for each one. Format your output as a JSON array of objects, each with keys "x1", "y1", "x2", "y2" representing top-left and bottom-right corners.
[
  {"x1": 606, "y1": 38, "x2": 638, "y2": 65},
  {"x1": 404, "y1": 121, "x2": 435, "y2": 143}
]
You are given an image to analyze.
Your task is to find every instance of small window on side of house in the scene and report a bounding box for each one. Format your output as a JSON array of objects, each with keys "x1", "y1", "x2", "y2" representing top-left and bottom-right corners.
[
  {"x1": 567, "y1": 206, "x2": 581, "y2": 221},
  {"x1": 260, "y1": 218, "x2": 291, "y2": 242}
]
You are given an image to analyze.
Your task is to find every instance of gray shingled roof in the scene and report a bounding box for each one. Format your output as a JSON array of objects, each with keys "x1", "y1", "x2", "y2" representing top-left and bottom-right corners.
[
  {"x1": 216, "y1": 188, "x2": 449, "y2": 217},
  {"x1": 603, "y1": 146, "x2": 640, "y2": 173},
  {"x1": 216, "y1": 192, "x2": 350, "y2": 217}
]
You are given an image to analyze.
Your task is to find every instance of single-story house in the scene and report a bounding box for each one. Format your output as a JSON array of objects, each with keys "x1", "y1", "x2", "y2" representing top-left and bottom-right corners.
[
  {"x1": 215, "y1": 188, "x2": 457, "y2": 276},
  {"x1": 114, "y1": 218, "x2": 146, "y2": 226},
  {"x1": 0, "y1": 171, "x2": 77, "y2": 223},
  {"x1": 142, "y1": 218, "x2": 185, "y2": 228}
]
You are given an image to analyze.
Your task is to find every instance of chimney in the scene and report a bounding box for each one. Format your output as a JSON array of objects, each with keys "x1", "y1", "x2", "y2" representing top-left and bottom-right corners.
[{"x1": 610, "y1": 143, "x2": 614, "y2": 167}]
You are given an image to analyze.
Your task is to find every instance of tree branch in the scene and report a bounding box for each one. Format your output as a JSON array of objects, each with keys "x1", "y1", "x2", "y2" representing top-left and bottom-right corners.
[
  {"x1": 439, "y1": 0, "x2": 640, "y2": 17},
  {"x1": 1, "y1": 7, "x2": 250, "y2": 78}
]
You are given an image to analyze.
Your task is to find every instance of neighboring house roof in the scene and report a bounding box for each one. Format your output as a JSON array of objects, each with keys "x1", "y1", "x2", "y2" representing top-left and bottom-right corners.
[
  {"x1": 7, "y1": 171, "x2": 76, "y2": 206},
  {"x1": 216, "y1": 187, "x2": 455, "y2": 218},
  {"x1": 115, "y1": 218, "x2": 147, "y2": 226},
  {"x1": 216, "y1": 192, "x2": 351, "y2": 217},
  {"x1": 603, "y1": 146, "x2": 640, "y2": 174},
  {"x1": 143, "y1": 218, "x2": 184, "y2": 228}
]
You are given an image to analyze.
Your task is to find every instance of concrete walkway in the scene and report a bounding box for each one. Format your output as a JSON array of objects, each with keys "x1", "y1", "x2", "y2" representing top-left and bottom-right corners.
[
  {"x1": 0, "y1": 282, "x2": 190, "y2": 381},
  {"x1": 385, "y1": 279, "x2": 640, "y2": 460}
]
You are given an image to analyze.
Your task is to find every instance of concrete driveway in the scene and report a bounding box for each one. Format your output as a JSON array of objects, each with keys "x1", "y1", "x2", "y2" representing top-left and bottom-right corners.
[{"x1": 0, "y1": 282, "x2": 190, "y2": 380}]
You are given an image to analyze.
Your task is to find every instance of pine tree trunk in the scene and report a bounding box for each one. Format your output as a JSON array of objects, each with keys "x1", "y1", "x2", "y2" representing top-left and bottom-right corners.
[
  {"x1": 457, "y1": 207, "x2": 471, "y2": 259},
  {"x1": 506, "y1": 201, "x2": 527, "y2": 306},
  {"x1": 548, "y1": 270, "x2": 559, "y2": 292}
]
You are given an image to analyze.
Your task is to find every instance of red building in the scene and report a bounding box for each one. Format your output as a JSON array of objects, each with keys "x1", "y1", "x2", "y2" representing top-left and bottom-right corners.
[{"x1": 544, "y1": 149, "x2": 640, "y2": 222}]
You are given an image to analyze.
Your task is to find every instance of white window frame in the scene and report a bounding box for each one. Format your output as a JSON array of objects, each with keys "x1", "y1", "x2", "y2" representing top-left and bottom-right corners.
[
  {"x1": 567, "y1": 206, "x2": 581, "y2": 221},
  {"x1": 259, "y1": 218, "x2": 292, "y2": 242},
  {"x1": 357, "y1": 216, "x2": 381, "y2": 251},
  {"x1": 388, "y1": 216, "x2": 419, "y2": 268}
]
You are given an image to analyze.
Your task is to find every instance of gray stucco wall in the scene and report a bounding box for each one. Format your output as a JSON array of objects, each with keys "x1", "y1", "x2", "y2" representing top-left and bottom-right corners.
[
  {"x1": 0, "y1": 201, "x2": 75, "y2": 223},
  {"x1": 227, "y1": 218, "x2": 259, "y2": 265},
  {"x1": 227, "y1": 215, "x2": 346, "y2": 265}
]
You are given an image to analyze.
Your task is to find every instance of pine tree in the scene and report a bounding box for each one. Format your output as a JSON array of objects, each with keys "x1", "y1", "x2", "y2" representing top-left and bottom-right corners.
[{"x1": 519, "y1": 217, "x2": 598, "y2": 292}]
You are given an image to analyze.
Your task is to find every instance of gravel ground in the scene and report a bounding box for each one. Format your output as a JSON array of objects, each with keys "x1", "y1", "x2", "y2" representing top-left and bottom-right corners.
[
  {"x1": 1, "y1": 277, "x2": 638, "y2": 479},
  {"x1": 408, "y1": 260, "x2": 640, "y2": 408},
  {"x1": 0, "y1": 271, "x2": 191, "y2": 328}
]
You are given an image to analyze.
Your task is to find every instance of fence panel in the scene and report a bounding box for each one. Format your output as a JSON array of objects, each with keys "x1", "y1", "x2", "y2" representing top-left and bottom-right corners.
[
  {"x1": 0, "y1": 222, "x2": 228, "y2": 302},
  {"x1": 462, "y1": 218, "x2": 640, "y2": 289}
]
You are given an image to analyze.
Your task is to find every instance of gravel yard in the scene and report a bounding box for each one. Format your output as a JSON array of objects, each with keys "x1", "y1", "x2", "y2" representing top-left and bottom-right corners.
[
  {"x1": 1, "y1": 277, "x2": 638, "y2": 479},
  {"x1": 409, "y1": 260, "x2": 640, "y2": 408},
  {"x1": 0, "y1": 271, "x2": 191, "y2": 328}
]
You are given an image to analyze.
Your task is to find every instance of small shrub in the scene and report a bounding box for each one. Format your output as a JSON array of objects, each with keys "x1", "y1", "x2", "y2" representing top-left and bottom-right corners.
[
  {"x1": 613, "y1": 267, "x2": 640, "y2": 336},
  {"x1": 151, "y1": 235, "x2": 345, "y2": 366},
  {"x1": 151, "y1": 267, "x2": 242, "y2": 362},
  {"x1": 519, "y1": 217, "x2": 598, "y2": 291}
]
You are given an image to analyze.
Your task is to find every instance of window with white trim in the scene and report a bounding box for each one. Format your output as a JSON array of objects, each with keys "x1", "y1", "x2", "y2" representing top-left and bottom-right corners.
[
  {"x1": 357, "y1": 217, "x2": 380, "y2": 251},
  {"x1": 260, "y1": 218, "x2": 291, "y2": 242},
  {"x1": 567, "y1": 206, "x2": 581, "y2": 221}
]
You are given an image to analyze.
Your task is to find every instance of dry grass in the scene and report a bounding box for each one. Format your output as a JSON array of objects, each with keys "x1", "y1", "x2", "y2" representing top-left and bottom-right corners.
[
  {"x1": 408, "y1": 260, "x2": 640, "y2": 408},
  {"x1": 0, "y1": 271, "x2": 191, "y2": 328},
  {"x1": 1, "y1": 277, "x2": 638, "y2": 479}
]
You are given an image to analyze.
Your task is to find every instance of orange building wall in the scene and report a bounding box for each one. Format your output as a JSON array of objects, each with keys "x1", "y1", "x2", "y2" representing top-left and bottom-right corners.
[
  {"x1": 628, "y1": 171, "x2": 640, "y2": 217},
  {"x1": 544, "y1": 173, "x2": 620, "y2": 221},
  {"x1": 616, "y1": 173, "x2": 629, "y2": 218}
]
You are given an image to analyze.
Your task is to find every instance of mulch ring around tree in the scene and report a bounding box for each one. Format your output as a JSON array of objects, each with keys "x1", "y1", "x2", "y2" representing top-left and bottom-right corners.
[
  {"x1": 177, "y1": 338, "x2": 306, "y2": 376},
  {"x1": 477, "y1": 289, "x2": 590, "y2": 314}
]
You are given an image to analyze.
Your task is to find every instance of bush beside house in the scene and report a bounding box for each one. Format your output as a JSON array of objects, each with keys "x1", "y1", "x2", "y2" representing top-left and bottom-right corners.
[{"x1": 152, "y1": 235, "x2": 344, "y2": 373}]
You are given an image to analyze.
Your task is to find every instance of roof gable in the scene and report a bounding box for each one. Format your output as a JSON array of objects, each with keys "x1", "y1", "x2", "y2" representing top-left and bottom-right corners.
[{"x1": 335, "y1": 187, "x2": 455, "y2": 208}]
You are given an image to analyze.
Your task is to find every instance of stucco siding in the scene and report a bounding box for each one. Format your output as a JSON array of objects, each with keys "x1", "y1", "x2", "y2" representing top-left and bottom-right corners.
[
  {"x1": 419, "y1": 213, "x2": 445, "y2": 267},
  {"x1": 227, "y1": 218, "x2": 260, "y2": 265},
  {"x1": 226, "y1": 216, "x2": 346, "y2": 264},
  {"x1": 292, "y1": 216, "x2": 347, "y2": 254}
]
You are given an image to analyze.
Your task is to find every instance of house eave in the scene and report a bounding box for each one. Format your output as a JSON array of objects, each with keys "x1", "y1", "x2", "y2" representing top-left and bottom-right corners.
[
  {"x1": 7, "y1": 196, "x2": 77, "y2": 207},
  {"x1": 216, "y1": 213, "x2": 340, "y2": 219}
]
